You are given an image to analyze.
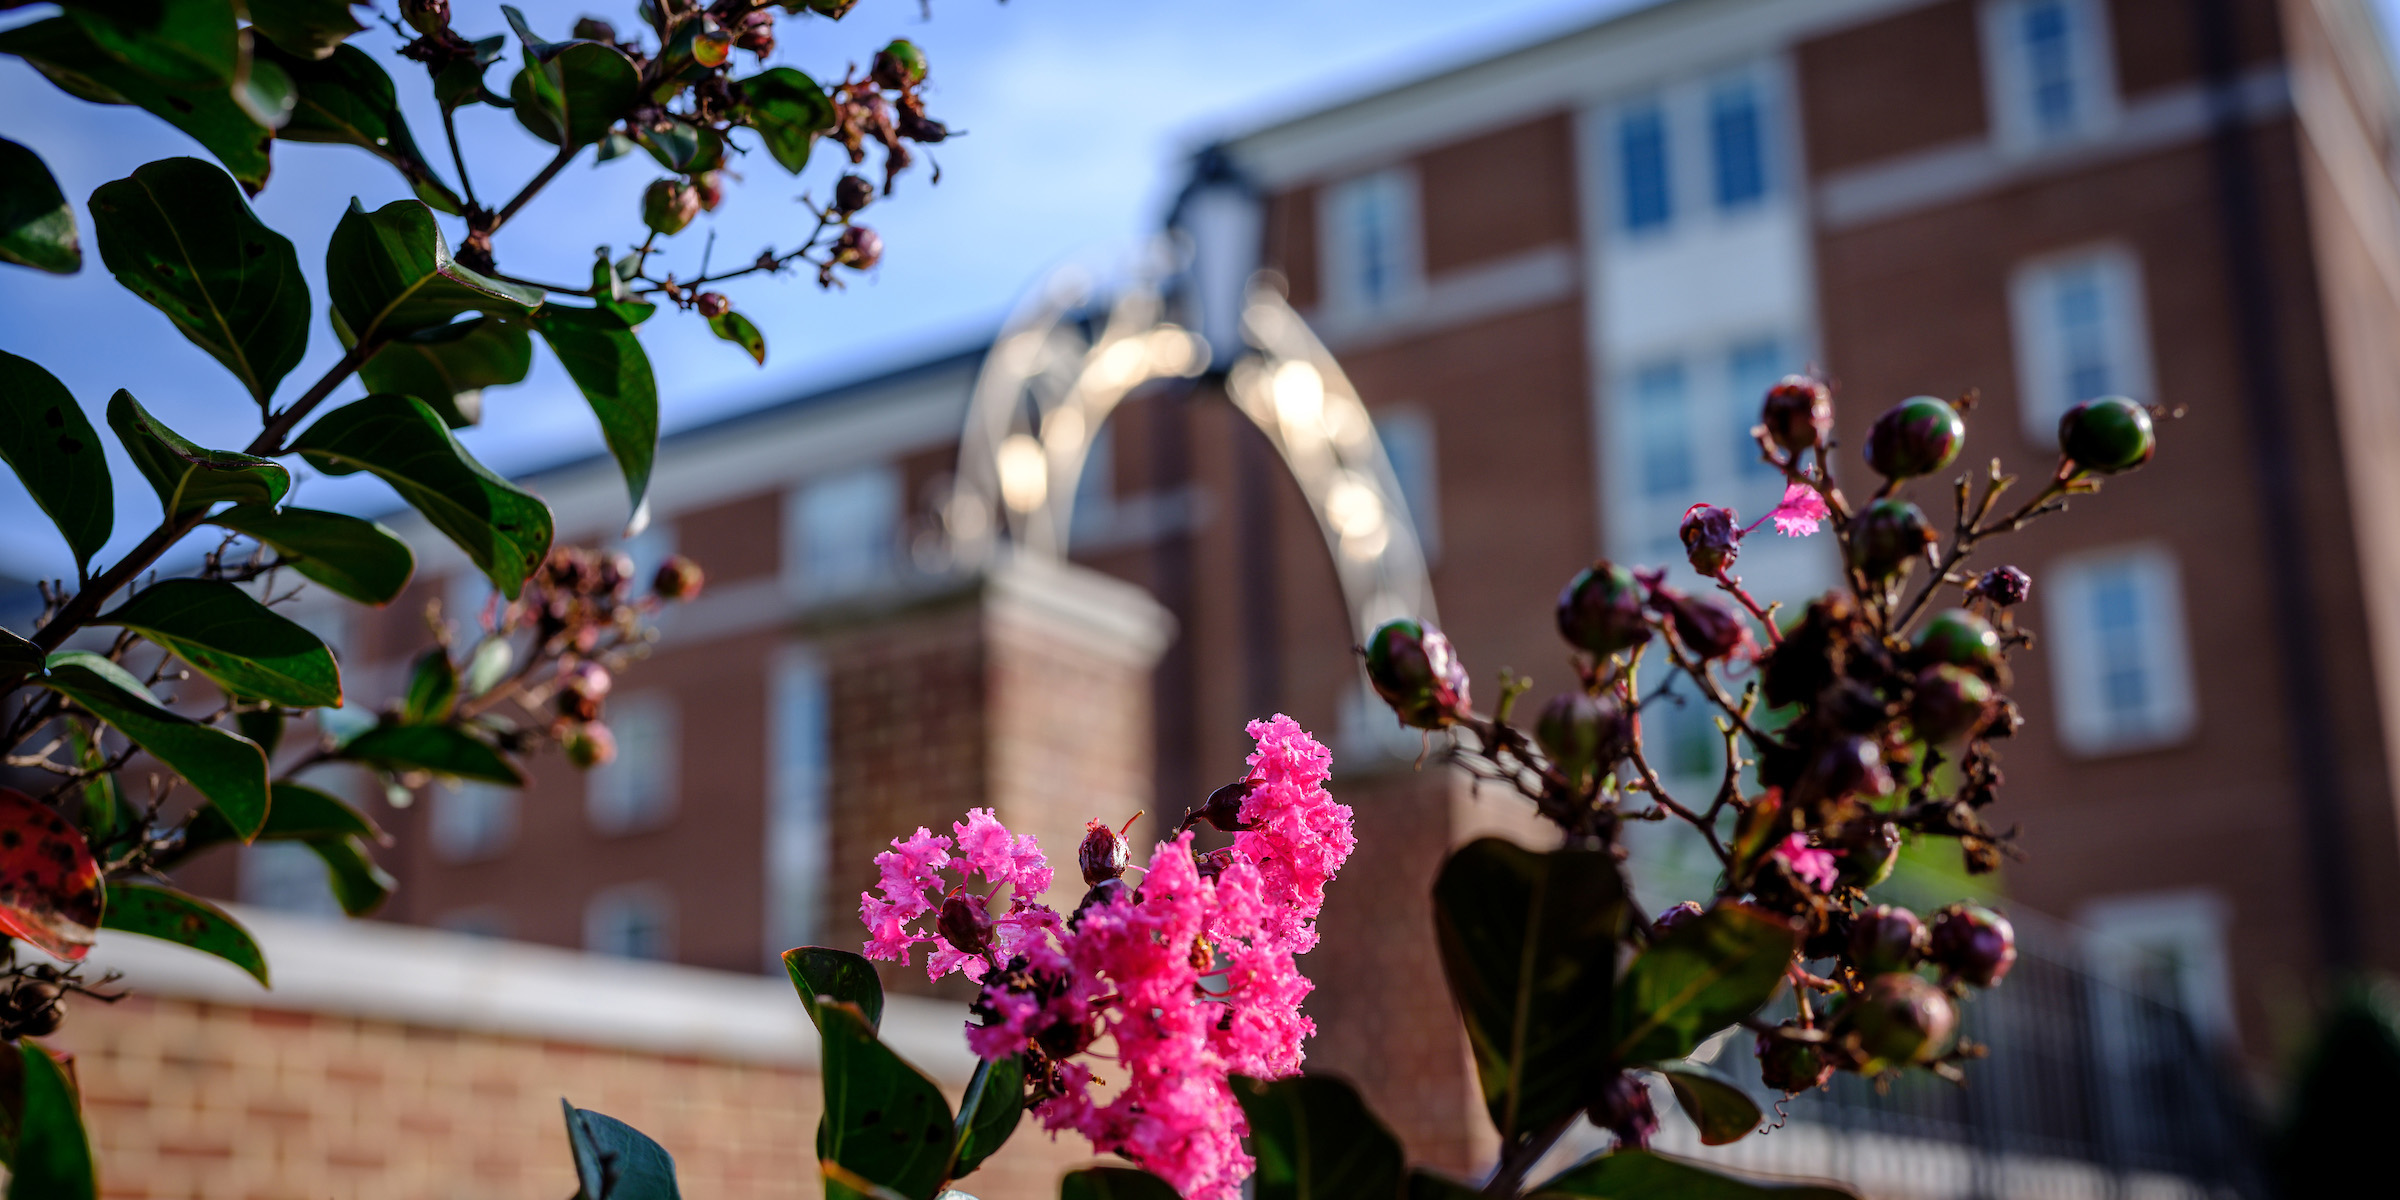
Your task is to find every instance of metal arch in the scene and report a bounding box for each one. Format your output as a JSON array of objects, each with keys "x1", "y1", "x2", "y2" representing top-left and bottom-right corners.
[{"x1": 946, "y1": 261, "x2": 1440, "y2": 655}]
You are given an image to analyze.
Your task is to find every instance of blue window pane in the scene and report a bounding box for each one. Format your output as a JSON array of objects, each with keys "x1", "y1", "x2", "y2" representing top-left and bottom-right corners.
[
  {"x1": 2053, "y1": 267, "x2": 2114, "y2": 402},
  {"x1": 1711, "y1": 82, "x2": 1767, "y2": 210},
  {"x1": 1619, "y1": 103, "x2": 1672, "y2": 233},
  {"x1": 2022, "y1": 0, "x2": 2080, "y2": 134},
  {"x1": 1633, "y1": 362, "x2": 1692, "y2": 497},
  {"x1": 1728, "y1": 338, "x2": 1788, "y2": 481},
  {"x1": 2089, "y1": 571, "x2": 2151, "y2": 717},
  {"x1": 1353, "y1": 188, "x2": 1395, "y2": 306}
]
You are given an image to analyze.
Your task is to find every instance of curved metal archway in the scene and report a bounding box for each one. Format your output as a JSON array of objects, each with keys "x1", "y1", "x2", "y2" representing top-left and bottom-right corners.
[{"x1": 944, "y1": 254, "x2": 1440, "y2": 688}]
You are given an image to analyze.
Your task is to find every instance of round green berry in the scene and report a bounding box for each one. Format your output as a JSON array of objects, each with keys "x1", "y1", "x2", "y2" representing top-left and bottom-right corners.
[
  {"x1": 1865, "y1": 396, "x2": 1965, "y2": 480},
  {"x1": 2058, "y1": 396, "x2": 2156, "y2": 474}
]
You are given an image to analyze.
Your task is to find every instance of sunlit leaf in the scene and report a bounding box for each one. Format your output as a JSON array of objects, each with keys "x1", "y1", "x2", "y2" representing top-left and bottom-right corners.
[
  {"x1": 65, "y1": 0, "x2": 240, "y2": 88},
  {"x1": 325, "y1": 199, "x2": 539, "y2": 345},
  {"x1": 246, "y1": 0, "x2": 366, "y2": 59},
  {"x1": 1612, "y1": 905, "x2": 1797, "y2": 1068},
  {"x1": 504, "y1": 8, "x2": 637, "y2": 150},
  {"x1": 266, "y1": 42, "x2": 462, "y2": 213},
  {"x1": 8, "y1": 1041, "x2": 96, "y2": 1200},
  {"x1": 735, "y1": 67, "x2": 833, "y2": 174},
  {"x1": 95, "y1": 578, "x2": 341, "y2": 708},
  {"x1": 948, "y1": 1053, "x2": 1023, "y2": 1180},
  {"x1": 0, "y1": 138, "x2": 80, "y2": 274},
  {"x1": 534, "y1": 304, "x2": 656, "y2": 517},
  {"x1": 0, "y1": 18, "x2": 275, "y2": 191},
  {"x1": 335, "y1": 721, "x2": 522, "y2": 785},
  {"x1": 357, "y1": 313, "x2": 534, "y2": 428},
  {"x1": 708, "y1": 310, "x2": 765, "y2": 366},
  {"x1": 782, "y1": 946, "x2": 883, "y2": 1033},
  {"x1": 1659, "y1": 1065, "x2": 1763, "y2": 1147},
  {"x1": 402, "y1": 648, "x2": 458, "y2": 724},
  {"x1": 210, "y1": 504, "x2": 416, "y2": 606},
  {"x1": 100, "y1": 881, "x2": 267, "y2": 985},
  {"x1": 108, "y1": 390, "x2": 290, "y2": 517},
  {"x1": 819, "y1": 1002, "x2": 951, "y2": 1200}
]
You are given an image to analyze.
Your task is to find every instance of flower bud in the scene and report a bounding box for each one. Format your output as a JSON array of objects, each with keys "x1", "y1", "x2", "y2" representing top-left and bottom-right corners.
[
  {"x1": 1911, "y1": 664, "x2": 1993, "y2": 743},
  {"x1": 571, "y1": 16, "x2": 617, "y2": 43},
  {"x1": 401, "y1": 0, "x2": 451, "y2": 36},
  {"x1": 692, "y1": 171, "x2": 726, "y2": 212},
  {"x1": 696, "y1": 292, "x2": 731, "y2": 319},
  {"x1": 833, "y1": 174, "x2": 875, "y2": 215},
  {"x1": 1589, "y1": 1072, "x2": 1658, "y2": 1150},
  {"x1": 1679, "y1": 504, "x2": 1742, "y2": 577},
  {"x1": 1653, "y1": 901, "x2": 1705, "y2": 935},
  {"x1": 1556, "y1": 562, "x2": 1650, "y2": 658},
  {"x1": 833, "y1": 226, "x2": 883, "y2": 270},
  {"x1": 652, "y1": 555, "x2": 706, "y2": 601},
  {"x1": 596, "y1": 551, "x2": 635, "y2": 596},
  {"x1": 1927, "y1": 903, "x2": 2017, "y2": 988},
  {"x1": 564, "y1": 721, "x2": 616, "y2": 768},
  {"x1": 1072, "y1": 876, "x2": 1130, "y2": 927},
  {"x1": 1535, "y1": 691, "x2": 1629, "y2": 789},
  {"x1": 732, "y1": 8, "x2": 775, "y2": 55},
  {"x1": 1970, "y1": 565, "x2": 2031, "y2": 607},
  {"x1": 1848, "y1": 905, "x2": 1925, "y2": 975},
  {"x1": 2059, "y1": 396, "x2": 2155, "y2": 474},
  {"x1": 937, "y1": 893, "x2": 995, "y2": 955},
  {"x1": 1834, "y1": 819, "x2": 1902, "y2": 889},
  {"x1": 1185, "y1": 779, "x2": 1256, "y2": 833},
  {"x1": 1363, "y1": 618, "x2": 1471, "y2": 729},
  {"x1": 1756, "y1": 1023, "x2": 1834, "y2": 1093},
  {"x1": 1761, "y1": 374, "x2": 1835, "y2": 454},
  {"x1": 1849, "y1": 973, "x2": 1957, "y2": 1069},
  {"x1": 1915, "y1": 609, "x2": 2001, "y2": 677},
  {"x1": 1654, "y1": 588, "x2": 1750, "y2": 662},
  {"x1": 895, "y1": 109, "x2": 950, "y2": 143},
  {"x1": 872, "y1": 39, "x2": 928, "y2": 89},
  {"x1": 557, "y1": 661, "x2": 611, "y2": 721},
  {"x1": 642, "y1": 179, "x2": 700, "y2": 235},
  {"x1": 6, "y1": 981, "x2": 65, "y2": 1039},
  {"x1": 1847, "y1": 498, "x2": 1936, "y2": 580},
  {"x1": 1078, "y1": 819, "x2": 1130, "y2": 886},
  {"x1": 1799, "y1": 735, "x2": 1894, "y2": 805},
  {"x1": 1865, "y1": 395, "x2": 1966, "y2": 480}
]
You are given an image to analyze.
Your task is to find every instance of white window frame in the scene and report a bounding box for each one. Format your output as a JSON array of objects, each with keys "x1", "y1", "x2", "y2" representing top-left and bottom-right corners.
[
  {"x1": 1609, "y1": 94, "x2": 1677, "y2": 238},
  {"x1": 2080, "y1": 889, "x2": 2236, "y2": 1044},
  {"x1": 240, "y1": 842, "x2": 340, "y2": 917},
  {"x1": 1371, "y1": 407, "x2": 1441, "y2": 564},
  {"x1": 1317, "y1": 166, "x2": 1423, "y2": 320},
  {"x1": 2009, "y1": 244, "x2": 2154, "y2": 445},
  {"x1": 585, "y1": 883, "x2": 676, "y2": 961},
  {"x1": 586, "y1": 691, "x2": 679, "y2": 835},
  {"x1": 2042, "y1": 543, "x2": 2198, "y2": 757},
  {"x1": 430, "y1": 781, "x2": 519, "y2": 863},
  {"x1": 784, "y1": 465, "x2": 902, "y2": 600},
  {"x1": 765, "y1": 647, "x2": 832, "y2": 967},
  {"x1": 1980, "y1": 0, "x2": 2120, "y2": 151}
]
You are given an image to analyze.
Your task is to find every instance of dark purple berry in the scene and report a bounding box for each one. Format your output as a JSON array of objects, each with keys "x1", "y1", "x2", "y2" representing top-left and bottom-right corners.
[
  {"x1": 1915, "y1": 609, "x2": 2001, "y2": 677},
  {"x1": 1756, "y1": 1023, "x2": 1834, "y2": 1093},
  {"x1": 1848, "y1": 905, "x2": 1925, "y2": 975},
  {"x1": 1848, "y1": 499, "x2": 1936, "y2": 580},
  {"x1": 1679, "y1": 504, "x2": 1742, "y2": 577},
  {"x1": 1078, "y1": 819, "x2": 1130, "y2": 886},
  {"x1": 1849, "y1": 973, "x2": 1957, "y2": 1070},
  {"x1": 1761, "y1": 374, "x2": 1834, "y2": 454},
  {"x1": 1927, "y1": 903, "x2": 2017, "y2": 988},
  {"x1": 937, "y1": 893, "x2": 995, "y2": 955},
  {"x1": 1970, "y1": 565, "x2": 2031, "y2": 607},
  {"x1": 1589, "y1": 1071, "x2": 1658, "y2": 1150},
  {"x1": 1556, "y1": 562, "x2": 1651, "y2": 658},
  {"x1": 1911, "y1": 664, "x2": 1994, "y2": 743},
  {"x1": 1653, "y1": 901, "x2": 1705, "y2": 935}
]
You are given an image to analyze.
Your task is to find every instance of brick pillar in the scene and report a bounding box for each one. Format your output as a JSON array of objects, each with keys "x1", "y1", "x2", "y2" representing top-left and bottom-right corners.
[{"x1": 815, "y1": 558, "x2": 1174, "y2": 997}]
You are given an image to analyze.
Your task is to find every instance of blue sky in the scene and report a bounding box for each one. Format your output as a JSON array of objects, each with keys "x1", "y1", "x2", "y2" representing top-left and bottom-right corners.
[{"x1": 4, "y1": 0, "x2": 2397, "y2": 577}]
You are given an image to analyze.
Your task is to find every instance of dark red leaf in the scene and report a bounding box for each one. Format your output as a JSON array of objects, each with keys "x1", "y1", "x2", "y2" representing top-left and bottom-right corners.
[{"x1": 0, "y1": 788, "x2": 103, "y2": 961}]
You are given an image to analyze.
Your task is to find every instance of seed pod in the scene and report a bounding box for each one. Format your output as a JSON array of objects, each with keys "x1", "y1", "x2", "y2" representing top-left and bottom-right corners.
[
  {"x1": 1848, "y1": 498, "x2": 1936, "y2": 580},
  {"x1": 1556, "y1": 562, "x2": 1651, "y2": 658},
  {"x1": 1756, "y1": 1023, "x2": 1834, "y2": 1093},
  {"x1": 652, "y1": 555, "x2": 706, "y2": 601},
  {"x1": 1927, "y1": 903, "x2": 2017, "y2": 988},
  {"x1": 642, "y1": 179, "x2": 700, "y2": 235},
  {"x1": 937, "y1": 893, "x2": 995, "y2": 955},
  {"x1": 1799, "y1": 735, "x2": 1895, "y2": 805},
  {"x1": 896, "y1": 109, "x2": 949, "y2": 143},
  {"x1": 1078, "y1": 819, "x2": 1130, "y2": 886},
  {"x1": 732, "y1": 8, "x2": 775, "y2": 55},
  {"x1": 401, "y1": 0, "x2": 451, "y2": 36},
  {"x1": 1848, "y1": 973, "x2": 1958, "y2": 1069},
  {"x1": 1535, "y1": 690, "x2": 1629, "y2": 789},
  {"x1": 596, "y1": 551, "x2": 636, "y2": 597},
  {"x1": 1588, "y1": 1071, "x2": 1658, "y2": 1151},
  {"x1": 1679, "y1": 504, "x2": 1742, "y2": 577},
  {"x1": 833, "y1": 226, "x2": 883, "y2": 270},
  {"x1": 1653, "y1": 901, "x2": 1705, "y2": 935},
  {"x1": 1834, "y1": 819, "x2": 1902, "y2": 889},
  {"x1": 571, "y1": 16, "x2": 617, "y2": 43},
  {"x1": 2059, "y1": 396, "x2": 2156, "y2": 474},
  {"x1": 1363, "y1": 618, "x2": 1472, "y2": 729},
  {"x1": 1761, "y1": 374, "x2": 1835, "y2": 454},
  {"x1": 1969, "y1": 565, "x2": 2031, "y2": 607},
  {"x1": 1849, "y1": 905, "x2": 1926, "y2": 975},
  {"x1": 872, "y1": 39, "x2": 928, "y2": 88},
  {"x1": 564, "y1": 721, "x2": 616, "y2": 768},
  {"x1": 1186, "y1": 779, "x2": 1256, "y2": 833},
  {"x1": 1911, "y1": 665, "x2": 1993, "y2": 743},
  {"x1": 696, "y1": 292, "x2": 731, "y2": 319},
  {"x1": 693, "y1": 171, "x2": 726, "y2": 212},
  {"x1": 1915, "y1": 609, "x2": 2002, "y2": 678},
  {"x1": 833, "y1": 174, "x2": 875, "y2": 215},
  {"x1": 6, "y1": 981, "x2": 65, "y2": 1039},
  {"x1": 1655, "y1": 588, "x2": 1750, "y2": 661},
  {"x1": 1072, "y1": 876, "x2": 1130, "y2": 927},
  {"x1": 1864, "y1": 395, "x2": 1965, "y2": 480}
]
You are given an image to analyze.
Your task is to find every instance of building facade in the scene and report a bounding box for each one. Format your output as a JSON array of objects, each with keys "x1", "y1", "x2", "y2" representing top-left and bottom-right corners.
[{"x1": 176, "y1": 0, "x2": 2400, "y2": 1185}]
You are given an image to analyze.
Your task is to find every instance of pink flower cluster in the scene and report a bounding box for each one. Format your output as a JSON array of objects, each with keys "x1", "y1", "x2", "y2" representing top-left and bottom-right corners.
[
  {"x1": 859, "y1": 808, "x2": 1057, "y2": 982},
  {"x1": 1770, "y1": 832, "x2": 1840, "y2": 892},
  {"x1": 857, "y1": 716, "x2": 1354, "y2": 1200}
]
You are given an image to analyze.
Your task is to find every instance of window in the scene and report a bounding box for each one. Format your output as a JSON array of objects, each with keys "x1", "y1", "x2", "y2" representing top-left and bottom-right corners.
[
  {"x1": 2081, "y1": 890, "x2": 2236, "y2": 1042},
  {"x1": 2043, "y1": 545, "x2": 2197, "y2": 755},
  {"x1": 1632, "y1": 360, "x2": 1694, "y2": 502},
  {"x1": 585, "y1": 884, "x2": 675, "y2": 961},
  {"x1": 1612, "y1": 335, "x2": 1824, "y2": 584},
  {"x1": 766, "y1": 651, "x2": 831, "y2": 963},
  {"x1": 241, "y1": 843, "x2": 340, "y2": 917},
  {"x1": 1726, "y1": 338, "x2": 1789, "y2": 484},
  {"x1": 1982, "y1": 0, "x2": 2117, "y2": 148},
  {"x1": 587, "y1": 691, "x2": 678, "y2": 834},
  {"x1": 1617, "y1": 100, "x2": 1673, "y2": 233},
  {"x1": 787, "y1": 466, "x2": 901, "y2": 597},
  {"x1": 1709, "y1": 78, "x2": 1768, "y2": 211},
  {"x1": 1319, "y1": 168, "x2": 1420, "y2": 317},
  {"x1": 1372, "y1": 409, "x2": 1440, "y2": 563},
  {"x1": 2010, "y1": 247, "x2": 2153, "y2": 442},
  {"x1": 431, "y1": 782, "x2": 518, "y2": 862}
]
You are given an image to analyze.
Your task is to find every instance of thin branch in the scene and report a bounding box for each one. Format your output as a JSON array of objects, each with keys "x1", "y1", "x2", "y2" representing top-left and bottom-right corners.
[
  {"x1": 442, "y1": 105, "x2": 481, "y2": 213},
  {"x1": 490, "y1": 145, "x2": 579, "y2": 233}
]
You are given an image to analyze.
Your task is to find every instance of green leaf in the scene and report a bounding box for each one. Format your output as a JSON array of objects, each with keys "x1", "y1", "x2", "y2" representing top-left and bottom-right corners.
[
  {"x1": 634, "y1": 118, "x2": 724, "y2": 175},
  {"x1": 234, "y1": 705, "x2": 283, "y2": 756},
  {"x1": 100, "y1": 881, "x2": 268, "y2": 985},
  {"x1": 246, "y1": 0, "x2": 366, "y2": 59},
  {"x1": 503, "y1": 9, "x2": 637, "y2": 150},
  {"x1": 563, "y1": 1101, "x2": 681, "y2": 1200},
  {"x1": 209, "y1": 503, "x2": 416, "y2": 606},
  {"x1": 108, "y1": 390, "x2": 290, "y2": 518},
  {"x1": 0, "y1": 628, "x2": 43, "y2": 682},
  {"x1": 1611, "y1": 906, "x2": 1798, "y2": 1068},
  {"x1": 358, "y1": 313, "x2": 535, "y2": 428},
  {"x1": 1530, "y1": 1150, "x2": 1856, "y2": 1200},
  {"x1": 266, "y1": 42, "x2": 462, "y2": 213},
  {"x1": 0, "y1": 138, "x2": 80, "y2": 274},
  {"x1": 1230, "y1": 1074, "x2": 1406, "y2": 1200},
  {"x1": 0, "y1": 351, "x2": 112, "y2": 570},
  {"x1": 95, "y1": 578, "x2": 340, "y2": 708},
  {"x1": 234, "y1": 53, "x2": 296, "y2": 130},
  {"x1": 65, "y1": 0, "x2": 241, "y2": 88},
  {"x1": 8, "y1": 1042, "x2": 95, "y2": 1200},
  {"x1": 948, "y1": 1053, "x2": 1023, "y2": 1180},
  {"x1": 534, "y1": 305, "x2": 656, "y2": 516},
  {"x1": 38, "y1": 650, "x2": 269, "y2": 837},
  {"x1": 818, "y1": 1002, "x2": 952, "y2": 1200},
  {"x1": 1658, "y1": 1066, "x2": 1762, "y2": 1147},
  {"x1": 1058, "y1": 1169, "x2": 1181, "y2": 1200},
  {"x1": 290, "y1": 394, "x2": 552, "y2": 599},
  {"x1": 782, "y1": 946, "x2": 883, "y2": 1033},
  {"x1": 431, "y1": 34, "x2": 506, "y2": 112},
  {"x1": 708, "y1": 310, "x2": 766, "y2": 366},
  {"x1": 336, "y1": 721, "x2": 523, "y2": 786},
  {"x1": 0, "y1": 18, "x2": 276, "y2": 191},
  {"x1": 735, "y1": 67, "x2": 833, "y2": 174},
  {"x1": 87, "y1": 158, "x2": 307, "y2": 404},
  {"x1": 402, "y1": 648, "x2": 458, "y2": 723},
  {"x1": 305, "y1": 835, "x2": 394, "y2": 916},
  {"x1": 180, "y1": 780, "x2": 385, "y2": 853},
  {"x1": 325, "y1": 199, "x2": 540, "y2": 345},
  {"x1": 1433, "y1": 839, "x2": 1627, "y2": 1144}
]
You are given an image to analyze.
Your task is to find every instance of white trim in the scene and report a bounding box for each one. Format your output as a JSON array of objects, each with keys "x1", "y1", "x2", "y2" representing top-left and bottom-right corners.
[
  {"x1": 2079, "y1": 888, "x2": 2237, "y2": 1042},
  {"x1": 766, "y1": 645, "x2": 832, "y2": 970},
  {"x1": 1317, "y1": 166, "x2": 1426, "y2": 323},
  {"x1": 984, "y1": 554, "x2": 1177, "y2": 669},
  {"x1": 2041, "y1": 542, "x2": 2199, "y2": 757},
  {"x1": 585, "y1": 691, "x2": 680, "y2": 835},
  {"x1": 1304, "y1": 243, "x2": 1579, "y2": 350},
  {"x1": 78, "y1": 905, "x2": 983, "y2": 1080},
  {"x1": 2007, "y1": 241, "x2": 2156, "y2": 444}
]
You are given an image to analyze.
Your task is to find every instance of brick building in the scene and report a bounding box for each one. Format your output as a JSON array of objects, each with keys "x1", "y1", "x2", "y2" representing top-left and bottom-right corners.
[{"x1": 172, "y1": 0, "x2": 2400, "y2": 1189}]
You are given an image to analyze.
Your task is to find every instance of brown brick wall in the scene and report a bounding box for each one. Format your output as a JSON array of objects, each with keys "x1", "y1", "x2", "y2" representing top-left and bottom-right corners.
[
  {"x1": 674, "y1": 490, "x2": 782, "y2": 585},
  {"x1": 1798, "y1": 0, "x2": 1988, "y2": 173},
  {"x1": 1419, "y1": 114, "x2": 1581, "y2": 275}
]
